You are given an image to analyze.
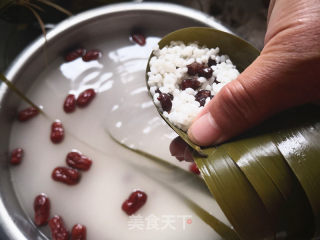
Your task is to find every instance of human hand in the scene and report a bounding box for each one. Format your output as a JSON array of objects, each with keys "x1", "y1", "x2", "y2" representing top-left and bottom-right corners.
[{"x1": 188, "y1": 0, "x2": 320, "y2": 146}]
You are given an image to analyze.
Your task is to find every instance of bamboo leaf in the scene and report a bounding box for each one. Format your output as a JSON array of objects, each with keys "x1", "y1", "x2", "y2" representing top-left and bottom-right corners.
[
  {"x1": 107, "y1": 131, "x2": 208, "y2": 190},
  {"x1": 0, "y1": 73, "x2": 44, "y2": 114},
  {"x1": 108, "y1": 131, "x2": 239, "y2": 239},
  {"x1": 24, "y1": 4, "x2": 46, "y2": 38},
  {"x1": 192, "y1": 105, "x2": 320, "y2": 239},
  {"x1": 194, "y1": 148, "x2": 275, "y2": 239},
  {"x1": 129, "y1": 158, "x2": 240, "y2": 240},
  {"x1": 182, "y1": 198, "x2": 240, "y2": 240},
  {"x1": 25, "y1": 2, "x2": 44, "y2": 12},
  {"x1": 36, "y1": 0, "x2": 72, "y2": 16},
  {"x1": 145, "y1": 27, "x2": 260, "y2": 156},
  {"x1": 220, "y1": 138, "x2": 286, "y2": 219},
  {"x1": 220, "y1": 132, "x2": 314, "y2": 238},
  {"x1": 270, "y1": 106, "x2": 320, "y2": 237},
  {"x1": 145, "y1": 27, "x2": 320, "y2": 239}
]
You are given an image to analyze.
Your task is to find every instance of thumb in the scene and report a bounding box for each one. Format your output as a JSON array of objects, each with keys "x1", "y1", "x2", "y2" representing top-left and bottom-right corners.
[{"x1": 187, "y1": 54, "x2": 320, "y2": 146}]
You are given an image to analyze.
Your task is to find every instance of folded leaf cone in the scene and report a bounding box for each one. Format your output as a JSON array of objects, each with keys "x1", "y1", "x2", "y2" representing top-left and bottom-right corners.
[{"x1": 146, "y1": 27, "x2": 320, "y2": 239}]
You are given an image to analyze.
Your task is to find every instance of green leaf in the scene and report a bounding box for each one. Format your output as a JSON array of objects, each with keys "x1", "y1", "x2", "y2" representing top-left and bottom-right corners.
[
  {"x1": 107, "y1": 131, "x2": 206, "y2": 188},
  {"x1": 271, "y1": 106, "x2": 320, "y2": 237},
  {"x1": 145, "y1": 27, "x2": 260, "y2": 156},
  {"x1": 221, "y1": 131, "x2": 314, "y2": 238},
  {"x1": 194, "y1": 148, "x2": 275, "y2": 240},
  {"x1": 0, "y1": 73, "x2": 44, "y2": 114},
  {"x1": 108, "y1": 131, "x2": 239, "y2": 240},
  {"x1": 145, "y1": 27, "x2": 320, "y2": 239},
  {"x1": 221, "y1": 137, "x2": 286, "y2": 219}
]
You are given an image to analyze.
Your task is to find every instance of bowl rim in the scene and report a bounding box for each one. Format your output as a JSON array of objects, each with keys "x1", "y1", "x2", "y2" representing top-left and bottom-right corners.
[{"x1": 4, "y1": 2, "x2": 231, "y2": 82}]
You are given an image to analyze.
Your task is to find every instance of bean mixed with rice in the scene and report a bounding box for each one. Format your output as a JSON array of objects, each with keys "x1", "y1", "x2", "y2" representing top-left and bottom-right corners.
[{"x1": 147, "y1": 41, "x2": 240, "y2": 131}]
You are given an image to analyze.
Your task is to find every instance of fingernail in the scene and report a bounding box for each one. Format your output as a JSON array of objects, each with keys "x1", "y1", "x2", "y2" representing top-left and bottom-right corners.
[{"x1": 188, "y1": 112, "x2": 222, "y2": 146}]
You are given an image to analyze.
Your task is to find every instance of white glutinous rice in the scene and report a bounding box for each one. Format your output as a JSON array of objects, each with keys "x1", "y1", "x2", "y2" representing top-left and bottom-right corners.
[{"x1": 147, "y1": 41, "x2": 240, "y2": 131}]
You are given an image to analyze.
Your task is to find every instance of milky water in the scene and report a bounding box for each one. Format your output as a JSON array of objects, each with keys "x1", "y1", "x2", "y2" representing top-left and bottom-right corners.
[{"x1": 9, "y1": 33, "x2": 229, "y2": 239}]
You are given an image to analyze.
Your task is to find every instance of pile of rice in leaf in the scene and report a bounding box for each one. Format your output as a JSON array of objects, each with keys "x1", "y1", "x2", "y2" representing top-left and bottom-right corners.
[{"x1": 147, "y1": 41, "x2": 239, "y2": 131}]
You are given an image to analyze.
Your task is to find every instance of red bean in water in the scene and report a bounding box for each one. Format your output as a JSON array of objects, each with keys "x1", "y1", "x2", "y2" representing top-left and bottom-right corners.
[
  {"x1": 71, "y1": 224, "x2": 87, "y2": 240},
  {"x1": 63, "y1": 94, "x2": 76, "y2": 113},
  {"x1": 66, "y1": 151, "x2": 92, "y2": 171},
  {"x1": 76, "y1": 89, "x2": 96, "y2": 108},
  {"x1": 64, "y1": 48, "x2": 86, "y2": 62},
  {"x1": 131, "y1": 33, "x2": 146, "y2": 46},
  {"x1": 10, "y1": 148, "x2": 24, "y2": 165},
  {"x1": 180, "y1": 78, "x2": 201, "y2": 90},
  {"x1": 122, "y1": 190, "x2": 147, "y2": 215},
  {"x1": 157, "y1": 93, "x2": 172, "y2": 112},
  {"x1": 189, "y1": 162, "x2": 200, "y2": 175},
  {"x1": 82, "y1": 50, "x2": 101, "y2": 62},
  {"x1": 52, "y1": 167, "x2": 80, "y2": 185},
  {"x1": 18, "y1": 107, "x2": 39, "y2": 122},
  {"x1": 187, "y1": 62, "x2": 203, "y2": 76},
  {"x1": 33, "y1": 194, "x2": 50, "y2": 226},
  {"x1": 198, "y1": 67, "x2": 213, "y2": 79},
  {"x1": 195, "y1": 90, "x2": 212, "y2": 107},
  {"x1": 49, "y1": 215, "x2": 69, "y2": 240},
  {"x1": 51, "y1": 121, "x2": 64, "y2": 143},
  {"x1": 208, "y1": 58, "x2": 217, "y2": 67}
]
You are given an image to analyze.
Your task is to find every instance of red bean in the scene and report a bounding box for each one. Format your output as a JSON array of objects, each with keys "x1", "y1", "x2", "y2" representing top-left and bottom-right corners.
[
  {"x1": 65, "y1": 48, "x2": 86, "y2": 62},
  {"x1": 198, "y1": 67, "x2": 213, "y2": 79},
  {"x1": 18, "y1": 107, "x2": 39, "y2": 122},
  {"x1": 156, "y1": 89, "x2": 173, "y2": 100},
  {"x1": 189, "y1": 162, "x2": 200, "y2": 175},
  {"x1": 51, "y1": 121, "x2": 64, "y2": 143},
  {"x1": 131, "y1": 34, "x2": 146, "y2": 46},
  {"x1": 76, "y1": 89, "x2": 96, "y2": 108},
  {"x1": 66, "y1": 151, "x2": 92, "y2": 171},
  {"x1": 82, "y1": 50, "x2": 101, "y2": 62},
  {"x1": 63, "y1": 94, "x2": 76, "y2": 113},
  {"x1": 10, "y1": 148, "x2": 24, "y2": 165},
  {"x1": 214, "y1": 78, "x2": 221, "y2": 84},
  {"x1": 208, "y1": 58, "x2": 217, "y2": 67},
  {"x1": 157, "y1": 93, "x2": 172, "y2": 112},
  {"x1": 180, "y1": 78, "x2": 201, "y2": 90},
  {"x1": 71, "y1": 224, "x2": 87, "y2": 240},
  {"x1": 122, "y1": 190, "x2": 147, "y2": 215},
  {"x1": 187, "y1": 62, "x2": 203, "y2": 76},
  {"x1": 195, "y1": 90, "x2": 212, "y2": 107},
  {"x1": 49, "y1": 215, "x2": 69, "y2": 240},
  {"x1": 33, "y1": 194, "x2": 50, "y2": 226},
  {"x1": 52, "y1": 167, "x2": 80, "y2": 185}
]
